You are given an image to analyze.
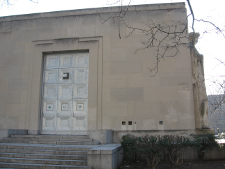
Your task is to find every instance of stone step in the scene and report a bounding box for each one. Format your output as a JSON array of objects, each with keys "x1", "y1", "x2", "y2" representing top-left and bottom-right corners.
[
  {"x1": 0, "y1": 140, "x2": 58, "y2": 144},
  {"x1": 0, "y1": 143, "x2": 98, "y2": 151},
  {"x1": 57, "y1": 141, "x2": 100, "y2": 145},
  {"x1": 0, "y1": 148, "x2": 87, "y2": 155},
  {"x1": 0, "y1": 162, "x2": 91, "y2": 169},
  {"x1": 9, "y1": 135, "x2": 89, "y2": 139},
  {"x1": 0, "y1": 140, "x2": 98, "y2": 145},
  {"x1": 0, "y1": 153, "x2": 87, "y2": 160},
  {"x1": 4, "y1": 137, "x2": 93, "y2": 141},
  {"x1": 0, "y1": 157, "x2": 87, "y2": 166},
  {"x1": 0, "y1": 135, "x2": 99, "y2": 168}
]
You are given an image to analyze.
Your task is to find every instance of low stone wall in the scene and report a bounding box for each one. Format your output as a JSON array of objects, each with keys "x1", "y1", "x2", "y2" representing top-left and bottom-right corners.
[
  {"x1": 132, "y1": 145, "x2": 225, "y2": 162},
  {"x1": 87, "y1": 144, "x2": 123, "y2": 169},
  {"x1": 0, "y1": 129, "x2": 28, "y2": 139},
  {"x1": 88, "y1": 130, "x2": 113, "y2": 144},
  {"x1": 183, "y1": 145, "x2": 225, "y2": 161},
  {"x1": 113, "y1": 129, "x2": 214, "y2": 143}
]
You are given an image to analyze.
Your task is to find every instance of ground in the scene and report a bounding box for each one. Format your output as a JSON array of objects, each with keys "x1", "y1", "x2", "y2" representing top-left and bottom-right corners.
[{"x1": 120, "y1": 160, "x2": 225, "y2": 169}]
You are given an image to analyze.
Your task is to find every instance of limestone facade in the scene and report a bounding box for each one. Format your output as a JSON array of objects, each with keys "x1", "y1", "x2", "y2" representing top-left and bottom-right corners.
[{"x1": 0, "y1": 3, "x2": 209, "y2": 139}]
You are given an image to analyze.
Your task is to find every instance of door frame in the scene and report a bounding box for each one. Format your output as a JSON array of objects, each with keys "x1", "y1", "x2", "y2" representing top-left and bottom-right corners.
[
  {"x1": 41, "y1": 51, "x2": 89, "y2": 135},
  {"x1": 28, "y1": 37, "x2": 103, "y2": 135}
]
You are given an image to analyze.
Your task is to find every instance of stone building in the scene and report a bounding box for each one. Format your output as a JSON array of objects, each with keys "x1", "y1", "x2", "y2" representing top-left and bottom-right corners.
[
  {"x1": 208, "y1": 94, "x2": 225, "y2": 134},
  {"x1": 0, "y1": 2, "x2": 211, "y2": 142}
]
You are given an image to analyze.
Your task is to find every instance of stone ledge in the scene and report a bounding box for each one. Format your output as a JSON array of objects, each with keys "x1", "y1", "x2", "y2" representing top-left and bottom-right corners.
[
  {"x1": 0, "y1": 3, "x2": 185, "y2": 22},
  {"x1": 88, "y1": 130, "x2": 113, "y2": 144},
  {"x1": 87, "y1": 144, "x2": 123, "y2": 169},
  {"x1": 0, "y1": 129, "x2": 28, "y2": 139},
  {"x1": 88, "y1": 144, "x2": 122, "y2": 155}
]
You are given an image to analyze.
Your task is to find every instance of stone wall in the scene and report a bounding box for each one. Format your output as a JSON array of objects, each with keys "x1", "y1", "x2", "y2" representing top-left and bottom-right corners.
[{"x1": 0, "y1": 3, "x2": 199, "y2": 134}]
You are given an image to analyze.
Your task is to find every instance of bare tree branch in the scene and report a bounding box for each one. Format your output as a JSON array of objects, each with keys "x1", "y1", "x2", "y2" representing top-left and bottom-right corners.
[
  {"x1": 186, "y1": 0, "x2": 195, "y2": 33},
  {"x1": 216, "y1": 58, "x2": 225, "y2": 66},
  {"x1": 2, "y1": 0, "x2": 37, "y2": 6},
  {"x1": 195, "y1": 19, "x2": 225, "y2": 38}
]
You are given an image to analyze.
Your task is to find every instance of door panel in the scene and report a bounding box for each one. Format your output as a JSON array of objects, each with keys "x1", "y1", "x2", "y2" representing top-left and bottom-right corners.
[
  {"x1": 72, "y1": 99, "x2": 88, "y2": 131},
  {"x1": 41, "y1": 52, "x2": 89, "y2": 135},
  {"x1": 44, "y1": 69, "x2": 58, "y2": 84},
  {"x1": 60, "y1": 54, "x2": 73, "y2": 68},
  {"x1": 58, "y1": 85, "x2": 73, "y2": 99},
  {"x1": 42, "y1": 101, "x2": 57, "y2": 134},
  {"x1": 74, "y1": 68, "x2": 88, "y2": 83},
  {"x1": 45, "y1": 55, "x2": 59, "y2": 69},
  {"x1": 73, "y1": 53, "x2": 89, "y2": 67},
  {"x1": 43, "y1": 85, "x2": 57, "y2": 100},
  {"x1": 73, "y1": 84, "x2": 88, "y2": 99},
  {"x1": 59, "y1": 68, "x2": 73, "y2": 84}
]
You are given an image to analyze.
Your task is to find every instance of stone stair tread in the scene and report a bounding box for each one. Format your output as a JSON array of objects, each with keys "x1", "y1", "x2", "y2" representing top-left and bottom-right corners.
[
  {"x1": 0, "y1": 140, "x2": 57, "y2": 144},
  {"x1": 0, "y1": 143, "x2": 100, "y2": 150},
  {"x1": 0, "y1": 153, "x2": 87, "y2": 159},
  {"x1": 3, "y1": 138, "x2": 93, "y2": 141},
  {"x1": 0, "y1": 135, "x2": 98, "y2": 168},
  {"x1": 0, "y1": 148, "x2": 87, "y2": 155},
  {"x1": 0, "y1": 140, "x2": 99, "y2": 145},
  {"x1": 57, "y1": 141, "x2": 99, "y2": 145},
  {"x1": 0, "y1": 142, "x2": 99, "y2": 147},
  {"x1": 0, "y1": 156, "x2": 86, "y2": 161},
  {"x1": 0, "y1": 162, "x2": 91, "y2": 169},
  {"x1": 57, "y1": 140, "x2": 94, "y2": 142},
  {"x1": 0, "y1": 140, "x2": 98, "y2": 145},
  {"x1": 0, "y1": 157, "x2": 87, "y2": 165},
  {"x1": 0, "y1": 168, "x2": 19, "y2": 169},
  {"x1": 9, "y1": 135, "x2": 89, "y2": 139}
]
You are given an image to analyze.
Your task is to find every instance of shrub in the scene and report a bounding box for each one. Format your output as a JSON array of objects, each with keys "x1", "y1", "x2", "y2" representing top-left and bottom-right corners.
[
  {"x1": 162, "y1": 135, "x2": 190, "y2": 169},
  {"x1": 137, "y1": 135, "x2": 164, "y2": 169},
  {"x1": 191, "y1": 133, "x2": 219, "y2": 161},
  {"x1": 121, "y1": 134, "x2": 138, "y2": 162},
  {"x1": 121, "y1": 133, "x2": 219, "y2": 168},
  {"x1": 121, "y1": 135, "x2": 164, "y2": 169}
]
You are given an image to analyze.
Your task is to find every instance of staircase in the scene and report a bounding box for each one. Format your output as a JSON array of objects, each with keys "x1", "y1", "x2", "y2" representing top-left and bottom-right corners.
[{"x1": 0, "y1": 135, "x2": 100, "y2": 169}]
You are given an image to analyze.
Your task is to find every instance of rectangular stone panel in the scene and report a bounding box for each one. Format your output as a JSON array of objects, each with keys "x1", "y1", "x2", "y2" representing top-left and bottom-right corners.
[
  {"x1": 44, "y1": 69, "x2": 58, "y2": 84},
  {"x1": 73, "y1": 53, "x2": 89, "y2": 67},
  {"x1": 110, "y1": 87, "x2": 143, "y2": 102},
  {"x1": 45, "y1": 55, "x2": 59, "y2": 69},
  {"x1": 74, "y1": 68, "x2": 88, "y2": 83},
  {"x1": 59, "y1": 54, "x2": 73, "y2": 68},
  {"x1": 59, "y1": 68, "x2": 73, "y2": 84},
  {"x1": 43, "y1": 85, "x2": 57, "y2": 100}
]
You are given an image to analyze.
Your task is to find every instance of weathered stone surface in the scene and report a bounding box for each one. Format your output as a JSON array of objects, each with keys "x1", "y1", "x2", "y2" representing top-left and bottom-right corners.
[{"x1": 0, "y1": 2, "x2": 209, "y2": 138}]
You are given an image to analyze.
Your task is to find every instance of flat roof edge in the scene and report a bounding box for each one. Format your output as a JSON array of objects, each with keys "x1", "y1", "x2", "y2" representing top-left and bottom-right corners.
[{"x1": 0, "y1": 2, "x2": 185, "y2": 22}]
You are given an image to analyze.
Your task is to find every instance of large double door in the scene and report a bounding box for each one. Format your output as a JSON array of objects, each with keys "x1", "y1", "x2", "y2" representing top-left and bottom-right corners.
[{"x1": 41, "y1": 52, "x2": 89, "y2": 135}]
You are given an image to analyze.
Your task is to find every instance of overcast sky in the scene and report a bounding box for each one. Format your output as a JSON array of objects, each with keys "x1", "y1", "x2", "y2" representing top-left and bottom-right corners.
[{"x1": 0, "y1": 0, "x2": 225, "y2": 94}]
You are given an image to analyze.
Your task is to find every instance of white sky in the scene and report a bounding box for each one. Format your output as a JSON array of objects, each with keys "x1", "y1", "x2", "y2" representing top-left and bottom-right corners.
[{"x1": 0, "y1": 0, "x2": 225, "y2": 95}]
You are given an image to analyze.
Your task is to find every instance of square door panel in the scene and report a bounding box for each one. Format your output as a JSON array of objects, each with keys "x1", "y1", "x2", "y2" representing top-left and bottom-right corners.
[
  {"x1": 73, "y1": 99, "x2": 87, "y2": 113},
  {"x1": 45, "y1": 55, "x2": 59, "y2": 69},
  {"x1": 43, "y1": 101, "x2": 57, "y2": 114},
  {"x1": 73, "y1": 84, "x2": 88, "y2": 99},
  {"x1": 59, "y1": 54, "x2": 73, "y2": 68},
  {"x1": 72, "y1": 116, "x2": 87, "y2": 130},
  {"x1": 58, "y1": 85, "x2": 72, "y2": 100},
  {"x1": 62, "y1": 103, "x2": 69, "y2": 111},
  {"x1": 57, "y1": 100, "x2": 72, "y2": 113},
  {"x1": 73, "y1": 53, "x2": 89, "y2": 68},
  {"x1": 44, "y1": 69, "x2": 58, "y2": 84},
  {"x1": 56, "y1": 102, "x2": 71, "y2": 130},
  {"x1": 57, "y1": 116, "x2": 71, "y2": 130},
  {"x1": 74, "y1": 68, "x2": 88, "y2": 83},
  {"x1": 43, "y1": 85, "x2": 57, "y2": 100},
  {"x1": 59, "y1": 68, "x2": 73, "y2": 83},
  {"x1": 42, "y1": 116, "x2": 55, "y2": 130}
]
